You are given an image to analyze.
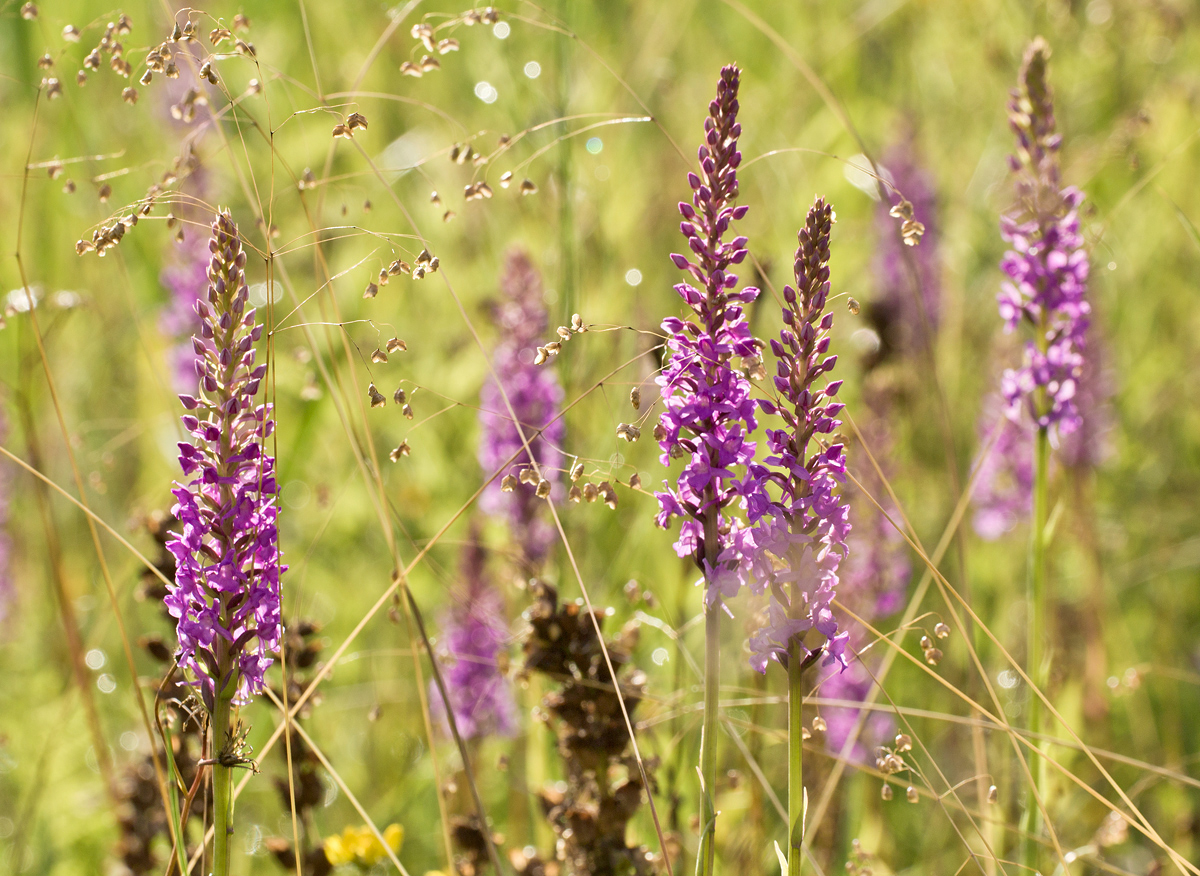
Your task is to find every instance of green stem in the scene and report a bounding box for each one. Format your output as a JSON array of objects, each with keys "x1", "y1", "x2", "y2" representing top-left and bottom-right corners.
[
  {"x1": 787, "y1": 647, "x2": 805, "y2": 876},
  {"x1": 212, "y1": 688, "x2": 235, "y2": 876},
  {"x1": 696, "y1": 601, "x2": 720, "y2": 876},
  {"x1": 1021, "y1": 425, "x2": 1050, "y2": 873}
]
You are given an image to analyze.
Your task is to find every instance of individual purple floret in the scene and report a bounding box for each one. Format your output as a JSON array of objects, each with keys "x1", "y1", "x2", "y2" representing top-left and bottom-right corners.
[
  {"x1": 165, "y1": 210, "x2": 283, "y2": 707},
  {"x1": 161, "y1": 233, "x2": 213, "y2": 393},
  {"x1": 997, "y1": 38, "x2": 1090, "y2": 437},
  {"x1": 431, "y1": 535, "x2": 517, "y2": 740},
  {"x1": 972, "y1": 398, "x2": 1035, "y2": 540},
  {"x1": 874, "y1": 136, "x2": 942, "y2": 351},
  {"x1": 749, "y1": 198, "x2": 850, "y2": 673},
  {"x1": 654, "y1": 64, "x2": 767, "y2": 606},
  {"x1": 478, "y1": 251, "x2": 564, "y2": 570}
]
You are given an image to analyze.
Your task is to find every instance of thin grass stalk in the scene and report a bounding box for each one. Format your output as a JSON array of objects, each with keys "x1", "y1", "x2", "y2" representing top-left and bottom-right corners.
[
  {"x1": 787, "y1": 651, "x2": 805, "y2": 876},
  {"x1": 1021, "y1": 425, "x2": 1051, "y2": 871}
]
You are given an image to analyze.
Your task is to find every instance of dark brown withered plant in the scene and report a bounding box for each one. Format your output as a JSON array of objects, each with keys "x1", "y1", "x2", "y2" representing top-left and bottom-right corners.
[{"x1": 522, "y1": 582, "x2": 658, "y2": 876}]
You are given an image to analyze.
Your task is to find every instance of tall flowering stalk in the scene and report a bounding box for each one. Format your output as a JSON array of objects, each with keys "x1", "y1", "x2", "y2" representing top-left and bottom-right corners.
[
  {"x1": 165, "y1": 210, "x2": 283, "y2": 875},
  {"x1": 874, "y1": 138, "x2": 942, "y2": 355},
  {"x1": 752, "y1": 198, "x2": 849, "y2": 876},
  {"x1": 653, "y1": 64, "x2": 765, "y2": 876},
  {"x1": 431, "y1": 533, "x2": 517, "y2": 741},
  {"x1": 998, "y1": 37, "x2": 1089, "y2": 870},
  {"x1": 161, "y1": 233, "x2": 212, "y2": 393},
  {"x1": 478, "y1": 251, "x2": 564, "y2": 571}
]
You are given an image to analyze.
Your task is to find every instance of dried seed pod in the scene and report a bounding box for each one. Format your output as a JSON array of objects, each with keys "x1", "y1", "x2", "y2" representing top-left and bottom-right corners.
[
  {"x1": 442, "y1": 210, "x2": 455, "y2": 223},
  {"x1": 906, "y1": 786, "x2": 919, "y2": 804},
  {"x1": 419, "y1": 55, "x2": 439, "y2": 72},
  {"x1": 500, "y1": 474, "x2": 517, "y2": 492},
  {"x1": 76, "y1": 69, "x2": 87, "y2": 85},
  {"x1": 934, "y1": 622, "x2": 950, "y2": 639},
  {"x1": 46, "y1": 162, "x2": 63, "y2": 180},
  {"x1": 37, "y1": 53, "x2": 54, "y2": 70},
  {"x1": 98, "y1": 183, "x2": 112, "y2": 202},
  {"x1": 378, "y1": 268, "x2": 389, "y2": 287},
  {"x1": 567, "y1": 485, "x2": 582, "y2": 503},
  {"x1": 363, "y1": 282, "x2": 378, "y2": 299},
  {"x1": 164, "y1": 60, "x2": 179, "y2": 78},
  {"x1": 628, "y1": 472, "x2": 641, "y2": 489},
  {"x1": 920, "y1": 635, "x2": 932, "y2": 650},
  {"x1": 847, "y1": 297, "x2": 861, "y2": 315},
  {"x1": 368, "y1": 383, "x2": 386, "y2": 407},
  {"x1": 519, "y1": 468, "x2": 538, "y2": 486},
  {"x1": 210, "y1": 27, "x2": 231, "y2": 45},
  {"x1": 400, "y1": 61, "x2": 422, "y2": 77},
  {"x1": 346, "y1": 112, "x2": 368, "y2": 131},
  {"x1": 812, "y1": 715, "x2": 827, "y2": 733},
  {"x1": 801, "y1": 726, "x2": 811, "y2": 741},
  {"x1": 427, "y1": 256, "x2": 439, "y2": 272},
  {"x1": 411, "y1": 23, "x2": 434, "y2": 49},
  {"x1": 499, "y1": 171, "x2": 513, "y2": 188},
  {"x1": 62, "y1": 179, "x2": 76, "y2": 194},
  {"x1": 121, "y1": 86, "x2": 138, "y2": 104},
  {"x1": 232, "y1": 13, "x2": 250, "y2": 31},
  {"x1": 416, "y1": 248, "x2": 433, "y2": 265},
  {"x1": 923, "y1": 647, "x2": 943, "y2": 666},
  {"x1": 332, "y1": 123, "x2": 350, "y2": 139},
  {"x1": 533, "y1": 347, "x2": 548, "y2": 366},
  {"x1": 571, "y1": 312, "x2": 584, "y2": 332},
  {"x1": 402, "y1": 404, "x2": 413, "y2": 420},
  {"x1": 630, "y1": 387, "x2": 641, "y2": 410},
  {"x1": 386, "y1": 338, "x2": 406, "y2": 354},
  {"x1": 116, "y1": 14, "x2": 132, "y2": 34},
  {"x1": 63, "y1": 24, "x2": 80, "y2": 41},
  {"x1": 535, "y1": 479, "x2": 551, "y2": 499},
  {"x1": 556, "y1": 326, "x2": 571, "y2": 341},
  {"x1": 570, "y1": 462, "x2": 584, "y2": 482},
  {"x1": 894, "y1": 733, "x2": 912, "y2": 752},
  {"x1": 987, "y1": 785, "x2": 998, "y2": 804},
  {"x1": 615, "y1": 423, "x2": 640, "y2": 442},
  {"x1": 543, "y1": 341, "x2": 561, "y2": 356},
  {"x1": 599, "y1": 481, "x2": 617, "y2": 509},
  {"x1": 371, "y1": 349, "x2": 388, "y2": 364},
  {"x1": 430, "y1": 190, "x2": 441, "y2": 206},
  {"x1": 582, "y1": 482, "x2": 599, "y2": 503},
  {"x1": 139, "y1": 69, "x2": 152, "y2": 85},
  {"x1": 881, "y1": 784, "x2": 893, "y2": 801},
  {"x1": 84, "y1": 49, "x2": 100, "y2": 70},
  {"x1": 520, "y1": 178, "x2": 538, "y2": 195},
  {"x1": 436, "y1": 38, "x2": 459, "y2": 53},
  {"x1": 20, "y1": 2, "x2": 37, "y2": 20},
  {"x1": 43, "y1": 77, "x2": 63, "y2": 98},
  {"x1": 393, "y1": 387, "x2": 406, "y2": 405},
  {"x1": 388, "y1": 442, "x2": 410, "y2": 461}
]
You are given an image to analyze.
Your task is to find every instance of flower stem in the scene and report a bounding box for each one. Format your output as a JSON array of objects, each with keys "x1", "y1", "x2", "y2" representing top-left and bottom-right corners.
[
  {"x1": 787, "y1": 646, "x2": 805, "y2": 876},
  {"x1": 212, "y1": 687, "x2": 235, "y2": 876},
  {"x1": 696, "y1": 600, "x2": 720, "y2": 876},
  {"x1": 1021, "y1": 425, "x2": 1050, "y2": 873}
]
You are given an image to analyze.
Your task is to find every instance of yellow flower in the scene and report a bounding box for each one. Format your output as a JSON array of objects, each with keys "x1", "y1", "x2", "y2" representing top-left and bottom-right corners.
[{"x1": 323, "y1": 823, "x2": 404, "y2": 868}]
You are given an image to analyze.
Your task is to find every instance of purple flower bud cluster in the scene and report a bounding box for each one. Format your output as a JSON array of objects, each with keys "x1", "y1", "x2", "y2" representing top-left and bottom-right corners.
[
  {"x1": 874, "y1": 138, "x2": 941, "y2": 348},
  {"x1": 160, "y1": 233, "x2": 212, "y2": 394},
  {"x1": 478, "y1": 251, "x2": 564, "y2": 569},
  {"x1": 748, "y1": 199, "x2": 850, "y2": 673},
  {"x1": 165, "y1": 211, "x2": 283, "y2": 707},
  {"x1": 431, "y1": 536, "x2": 517, "y2": 740},
  {"x1": 654, "y1": 64, "x2": 768, "y2": 607},
  {"x1": 997, "y1": 38, "x2": 1090, "y2": 436}
]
